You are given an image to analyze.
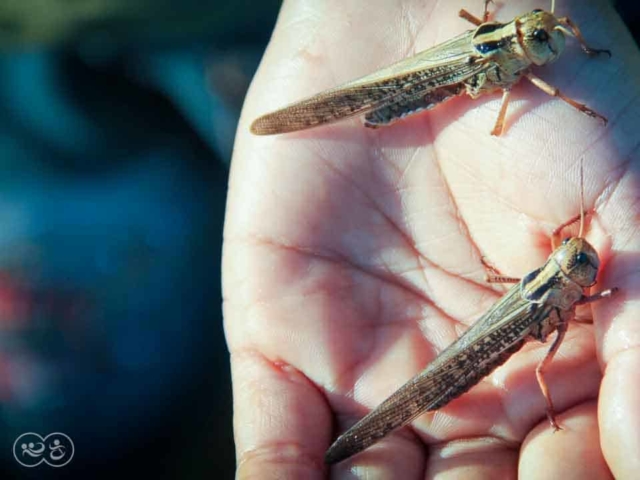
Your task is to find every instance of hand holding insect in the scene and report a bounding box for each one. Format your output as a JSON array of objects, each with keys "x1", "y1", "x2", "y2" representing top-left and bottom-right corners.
[{"x1": 228, "y1": 1, "x2": 640, "y2": 478}]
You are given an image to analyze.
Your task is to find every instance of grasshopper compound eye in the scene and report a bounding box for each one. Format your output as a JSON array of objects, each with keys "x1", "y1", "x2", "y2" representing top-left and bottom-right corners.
[{"x1": 533, "y1": 29, "x2": 550, "y2": 42}]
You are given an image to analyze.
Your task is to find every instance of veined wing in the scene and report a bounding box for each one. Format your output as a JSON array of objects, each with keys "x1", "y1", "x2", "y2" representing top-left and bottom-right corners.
[
  {"x1": 251, "y1": 31, "x2": 487, "y2": 135},
  {"x1": 325, "y1": 284, "x2": 552, "y2": 464}
]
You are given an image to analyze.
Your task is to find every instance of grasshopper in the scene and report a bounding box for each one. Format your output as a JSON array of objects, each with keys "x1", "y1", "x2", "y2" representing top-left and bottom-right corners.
[
  {"x1": 325, "y1": 167, "x2": 618, "y2": 464},
  {"x1": 251, "y1": 1, "x2": 610, "y2": 136}
]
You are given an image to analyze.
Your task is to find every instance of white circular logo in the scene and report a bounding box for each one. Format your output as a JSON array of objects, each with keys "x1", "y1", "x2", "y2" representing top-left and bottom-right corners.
[{"x1": 12, "y1": 432, "x2": 74, "y2": 468}]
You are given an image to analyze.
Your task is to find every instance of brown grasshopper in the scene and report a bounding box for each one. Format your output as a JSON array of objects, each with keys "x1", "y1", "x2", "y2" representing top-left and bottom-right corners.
[
  {"x1": 251, "y1": 1, "x2": 610, "y2": 136},
  {"x1": 325, "y1": 166, "x2": 618, "y2": 464}
]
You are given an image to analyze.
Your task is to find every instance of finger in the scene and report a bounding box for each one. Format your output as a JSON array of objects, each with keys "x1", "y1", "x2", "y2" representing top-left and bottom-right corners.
[
  {"x1": 426, "y1": 437, "x2": 518, "y2": 480},
  {"x1": 592, "y1": 212, "x2": 640, "y2": 478},
  {"x1": 519, "y1": 401, "x2": 612, "y2": 480},
  {"x1": 327, "y1": 434, "x2": 425, "y2": 479},
  {"x1": 598, "y1": 345, "x2": 640, "y2": 479},
  {"x1": 232, "y1": 351, "x2": 329, "y2": 480}
]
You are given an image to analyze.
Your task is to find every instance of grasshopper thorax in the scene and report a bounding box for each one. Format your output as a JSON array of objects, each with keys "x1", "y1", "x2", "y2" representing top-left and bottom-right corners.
[
  {"x1": 552, "y1": 237, "x2": 599, "y2": 288},
  {"x1": 516, "y1": 10, "x2": 567, "y2": 66}
]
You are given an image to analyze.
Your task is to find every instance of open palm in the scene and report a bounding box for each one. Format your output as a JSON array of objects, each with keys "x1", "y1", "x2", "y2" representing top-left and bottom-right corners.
[{"x1": 224, "y1": 1, "x2": 640, "y2": 478}]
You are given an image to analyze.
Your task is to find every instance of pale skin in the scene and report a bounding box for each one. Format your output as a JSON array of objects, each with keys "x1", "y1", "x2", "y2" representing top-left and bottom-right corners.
[{"x1": 223, "y1": 0, "x2": 640, "y2": 478}]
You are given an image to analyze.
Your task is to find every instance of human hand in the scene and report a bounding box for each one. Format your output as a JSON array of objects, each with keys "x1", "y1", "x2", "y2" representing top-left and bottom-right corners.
[{"x1": 224, "y1": 1, "x2": 640, "y2": 478}]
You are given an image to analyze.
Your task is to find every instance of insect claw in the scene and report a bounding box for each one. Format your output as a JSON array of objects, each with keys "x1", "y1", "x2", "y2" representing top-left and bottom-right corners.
[
  {"x1": 546, "y1": 407, "x2": 562, "y2": 431},
  {"x1": 583, "y1": 46, "x2": 612, "y2": 58},
  {"x1": 584, "y1": 108, "x2": 608, "y2": 124},
  {"x1": 459, "y1": 9, "x2": 484, "y2": 26}
]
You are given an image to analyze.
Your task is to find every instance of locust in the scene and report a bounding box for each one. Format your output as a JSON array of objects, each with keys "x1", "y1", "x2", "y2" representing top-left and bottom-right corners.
[
  {"x1": 251, "y1": 1, "x2": 610, "y2": 136},
  {"x1": 325, "y1": 167, "x2": 618, "y2": 464}
]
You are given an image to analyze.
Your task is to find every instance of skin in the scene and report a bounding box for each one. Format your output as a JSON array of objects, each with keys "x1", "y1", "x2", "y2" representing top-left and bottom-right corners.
[{"x1": 223, "y1": 0, "x2": 640, "y2": 478}]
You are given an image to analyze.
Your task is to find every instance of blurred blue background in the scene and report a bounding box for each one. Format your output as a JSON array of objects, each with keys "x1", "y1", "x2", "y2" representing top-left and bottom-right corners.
[
  {"x1": 0, "y1": 1, "x2": 280, "y2": 478},
  {"x1": 0, "y1": 1, "x2": 637, "y2": 479}
]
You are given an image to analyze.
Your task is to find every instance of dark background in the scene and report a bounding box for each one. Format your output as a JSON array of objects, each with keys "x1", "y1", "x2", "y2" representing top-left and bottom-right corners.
[{"x1": 0, "y1": 1, "x2": 636, "y2": 479}]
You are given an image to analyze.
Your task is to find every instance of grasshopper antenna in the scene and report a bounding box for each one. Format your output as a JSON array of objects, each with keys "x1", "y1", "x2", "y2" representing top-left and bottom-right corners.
[{"x1": 578, "y1": 159, "x2": 585, "y2": 238}]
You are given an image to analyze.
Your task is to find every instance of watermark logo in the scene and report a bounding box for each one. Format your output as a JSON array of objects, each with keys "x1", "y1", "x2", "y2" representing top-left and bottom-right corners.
[{"x1": 12, "y1": 432, "x2": 74, "y2": 468}]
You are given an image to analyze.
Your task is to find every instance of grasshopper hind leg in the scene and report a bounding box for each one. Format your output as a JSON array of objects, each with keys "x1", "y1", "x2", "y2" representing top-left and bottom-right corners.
[
  {"x1": 535, "y1": 320, "x2": 568, "y2": 430},
  {"x1": 364, "y1": 86, "x2": 463, "y2": 128}
]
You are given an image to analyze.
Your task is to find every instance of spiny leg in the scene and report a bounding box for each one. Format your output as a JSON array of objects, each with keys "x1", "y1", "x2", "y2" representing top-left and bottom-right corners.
[
  {"x1": 550, "y1": 211, "x2": 595, "y2": 249},
  {"x1": 486, "y1": 274, "x2": 521, "y2": 284},
  {"x1": 459, "y1": 9, "x2": 483, "y2": 26},
  {"x1": 573, "y1": 290, "x2": 616, "y2": 323},
  {"x1": 490, "y1": 88, "x2": 512, "y2": 136},
  {"x1": 459, "y1": 1, "x2": 493, "y2": 27},
  {"x1": 535, "y1": 320, "x2": 568, "y2": 431},
  {"x1": 524, "y1": 72, "x2": 608, "y2": 125},
  {"x1": 481, "y1": 256, "x2": 520, "y2": 284},
  {"x1": 558, "y1": 17, "x2": 612, "y2": 57},
  {"x1": 576, "y1": 288, "x2": 619, "y2": 305},
  {"x1": 573, "y1": 287, "x2": 619, "y2": 330},
  {"x1": 551, "y1": 213, "x2": 581, "y2": 249}
]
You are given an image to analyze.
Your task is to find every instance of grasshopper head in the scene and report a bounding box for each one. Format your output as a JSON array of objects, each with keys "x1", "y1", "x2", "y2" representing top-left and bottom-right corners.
[
  {"x1": 517, "y1": 10, "x2": 566, "y2": 65},
  {"x1": 552, "y1": 237, "x2": 599, "y2": 287}
]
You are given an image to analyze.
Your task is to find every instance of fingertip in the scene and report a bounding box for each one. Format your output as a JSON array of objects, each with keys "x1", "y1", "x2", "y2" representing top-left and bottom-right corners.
[
  {"x1": 599, "y1": 348, "x2": 640, "y2": 480},
  {"x1": 237, "y1": 444, "x2": 326, "y2": 480},
  {"x1": 232, "y1": 351, "x2": 331, "y2": 479},
  {"x1": 520, "y1": 401, "x2": 612, "y2": 480}
]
